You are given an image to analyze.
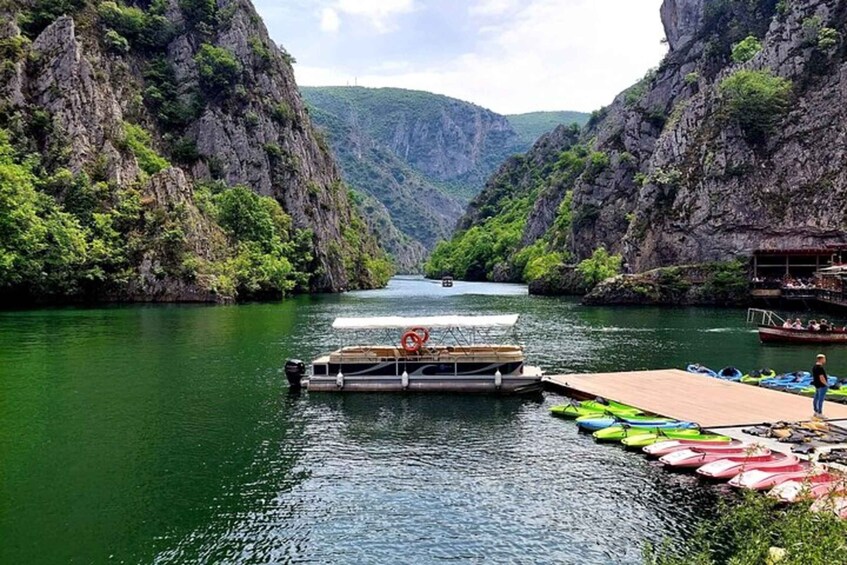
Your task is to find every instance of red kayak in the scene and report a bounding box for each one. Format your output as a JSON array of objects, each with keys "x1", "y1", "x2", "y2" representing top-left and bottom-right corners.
[
  {"x1": 770, "y1": 475, "x2": 846, "y2": 503},
  {"x1": 728, "y1": 464, "x2": 815, "y2": 490},
  {"x1": 697, "y1": 453, "x2": 801, "y2": 480},
  {"x1": 659, "y1": 446, "x2": 768, "y2": 469},
  {"x1": 643, "y1": 439, "x2": 743, "y2": 458}
]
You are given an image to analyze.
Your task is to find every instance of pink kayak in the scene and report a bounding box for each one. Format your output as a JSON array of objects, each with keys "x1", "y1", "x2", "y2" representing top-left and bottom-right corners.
[
  {"x1": 770, "y1": 476, "x2": 846, "y2": 503},
  {"x1": 697, "y1": 453, "x2": 801, "y2": 480},
  {"x1": 660, "y1": 447, "x2": 770, "y2": 469},
  {"x1": 643, "y1": 439, "x2": 743, "y2": 458},
  {"x1": 811, "y1": 495, "x2": 847, "y2": 518},
  {"x1": 728, "y1": 464, "x2": 816, "y2": 490}
]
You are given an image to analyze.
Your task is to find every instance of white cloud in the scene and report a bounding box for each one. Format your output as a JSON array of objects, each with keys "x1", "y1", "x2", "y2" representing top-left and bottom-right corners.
[
  {"x1": 469, "y1": 0, "x2": 518, "y2": 17},
  {"x1": 332, "y1": 0, "x2": 416, "y2": 33},
  {"x1": 320, "y1": 7, "x2": 340, "y2": 32},
  {"x1": 295, "y1": 0, "x2": 666, "y2": 114}
]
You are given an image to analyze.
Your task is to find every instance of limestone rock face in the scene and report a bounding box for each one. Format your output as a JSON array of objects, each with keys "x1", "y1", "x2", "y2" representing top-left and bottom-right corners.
[
  {"x1": 661, "y1": 0, "x2": 705, "y2": 51},
  {"x1": 0, "y1": 0, "x2": 388, "y2": 299},
  {"x1": 448, "y1": 0, "x2": 847, "y2": 290}
]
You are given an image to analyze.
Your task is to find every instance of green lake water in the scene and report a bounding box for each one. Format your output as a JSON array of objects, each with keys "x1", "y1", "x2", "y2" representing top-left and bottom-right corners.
[{"x1": 0, "y1": 276, "x2": 838, "y2": 564}]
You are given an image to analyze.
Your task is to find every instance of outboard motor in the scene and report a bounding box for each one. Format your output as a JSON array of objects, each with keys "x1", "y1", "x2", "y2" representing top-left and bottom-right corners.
[{"x1": 285, "y1": 359, "x2": 305, "y2": 389}]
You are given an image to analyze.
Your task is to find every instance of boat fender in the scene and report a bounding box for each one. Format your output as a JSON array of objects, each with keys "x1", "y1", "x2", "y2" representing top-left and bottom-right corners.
[
  {"x1": 494, "y1": 369, "x2": 502, "y2": 389},
  {"x1": 401, "y1": 370, "x2": 409, "y2": 390},
  {"x1": 336, "y1": 371, "x2": 344, "y2": 388}
]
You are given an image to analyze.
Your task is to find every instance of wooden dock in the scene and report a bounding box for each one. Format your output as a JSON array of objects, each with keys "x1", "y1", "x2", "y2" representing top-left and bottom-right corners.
[{"x1": 544, "y1": 369, "x2": 847, "y2": 427}]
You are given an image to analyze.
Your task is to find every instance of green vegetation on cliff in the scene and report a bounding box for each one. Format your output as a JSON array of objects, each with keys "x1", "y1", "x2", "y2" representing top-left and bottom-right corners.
[
  {"x1": 506, "y1": 111, "x2": 591, "y2": 145},
  {"x1": 1, "y1": 0, "x2": 391, "y2": 301},
  {"x1": 424, "y1": 127, "x2": 588, "y2": 283}
]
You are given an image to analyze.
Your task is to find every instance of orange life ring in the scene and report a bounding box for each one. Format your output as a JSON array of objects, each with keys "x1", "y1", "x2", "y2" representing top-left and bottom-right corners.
[
  {"x1": 409, "y1": 326, "x2": 430, "y2": 344},
  {"x1": 401, "y1": 331, "x2": 424, "y2": 353}
]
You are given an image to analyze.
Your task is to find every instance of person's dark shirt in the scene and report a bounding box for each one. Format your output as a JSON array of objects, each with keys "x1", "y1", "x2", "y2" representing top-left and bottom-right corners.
[{"x1": 812, "y1": 363, "x2": 828, "y2": 388}]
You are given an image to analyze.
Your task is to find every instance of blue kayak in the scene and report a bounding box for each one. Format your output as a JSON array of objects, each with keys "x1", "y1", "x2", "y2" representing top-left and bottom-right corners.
[
  {"x1": 686, "y1": 364, "x2": 717, "y2": 378},
  {"x1": 717, "y1": 366, "x2": 743, "y2": 381},
  {"x1": 576, "y1": 414, "x2": 694, "y2": 432}
]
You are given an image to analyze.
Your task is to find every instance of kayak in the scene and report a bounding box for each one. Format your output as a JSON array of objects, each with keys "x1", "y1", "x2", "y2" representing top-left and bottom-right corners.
[
  {"x1": 550, "y1": 400, "x2": 640, "y2": 419},
  {"x1": 643, "y1": 438, "x2": 740, "y2": 457},
  {"x1": 728, "y1": 464, "x2": 814, "y2": 490},
  {"x1": 686, "y1": 364, "x2": 716, "y2": 377},
  {"x1": 660, "y1": 446, "x2": 769, "y2": 469},
  {"x1": 696, "y1": 453, "x2": 801, "y2": 480},
  {"x1": 741, "y1": 369, "x2": 776, "y2": 384},
  {"x1": 717, "y1": 366, "x2": 743, "y2": 381},
  {"x1": 593, "y1": 424, "x2": 699, "y2": 443},
  {"x1": 770, "y1": 476, "x2": 846, "y2": 503},
  {"x1": 621, "y1": 432, "x2": 729, "y2": 448},
  {"x1": 576, "y1": 414, "x2": 680, "y2": 432}
]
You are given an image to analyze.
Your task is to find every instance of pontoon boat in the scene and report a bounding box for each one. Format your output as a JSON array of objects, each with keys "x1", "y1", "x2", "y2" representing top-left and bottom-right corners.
[{"x1": 285, "y1": 315, "x2": 544, "y2": 394}]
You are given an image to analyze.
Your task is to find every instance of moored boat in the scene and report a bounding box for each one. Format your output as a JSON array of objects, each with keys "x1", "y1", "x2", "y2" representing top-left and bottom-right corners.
[
  {"x1": 643, "y1": 439, "x2": 741, "y2": 457},
  {"x1": 620, "y1": 431, "x2": 728, "y2": 448},
  {"x1": 593, "y1": 423, "x2": 699, "y2": 442},
  {"x1": 550, "y1": 399, "x2": 641, "y2": 419},
  {"x1": 575, "y1": 414, "x2": 681, "y2": 432},
  {"x1": 289, "y1": 315, "x2": 544, "y2": 394},
  {"x1": 660, "y1": 446, "x2": 769, "y2": 469},
  {"x1": 769, "y1": 475, "x2": 846, "y2": 503},
  {"x1": 728, "y1": 465, "x2": 814, "y2": 490},
  {"x1": 696, "y1": 453, "x2": 800, "y2": 480}
]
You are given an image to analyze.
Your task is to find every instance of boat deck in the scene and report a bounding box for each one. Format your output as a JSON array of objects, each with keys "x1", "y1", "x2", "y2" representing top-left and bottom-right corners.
[{"x1": 544, "y1": 369, "x2": 847, "y2": 428}]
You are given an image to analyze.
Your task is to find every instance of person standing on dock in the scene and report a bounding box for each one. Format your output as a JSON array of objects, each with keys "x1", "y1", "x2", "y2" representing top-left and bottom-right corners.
[{"x1": 812, "y1": 354, "x2": 828, "y2": 419}]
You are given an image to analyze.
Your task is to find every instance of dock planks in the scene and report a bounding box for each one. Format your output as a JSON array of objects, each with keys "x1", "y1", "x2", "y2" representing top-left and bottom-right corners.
[{"x1": 544, "y1": 369, "x2": 847, "y2": 427}]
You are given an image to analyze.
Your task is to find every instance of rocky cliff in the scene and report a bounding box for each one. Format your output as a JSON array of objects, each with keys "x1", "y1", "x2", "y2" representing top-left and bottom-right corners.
[
  {"x1": 301, "y1": 86, "x2": 573, "y2": 271},
  {"x1": 430, "y1": 0, "x2": 847, "y2": 286},
  {"x1": 0, "y1": 0, "x2": 391, "y2": 302}
]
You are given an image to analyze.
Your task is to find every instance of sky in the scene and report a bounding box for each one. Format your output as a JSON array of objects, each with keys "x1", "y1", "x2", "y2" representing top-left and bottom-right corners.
[{"x1": 252, "y1": 0, "x2": 668, "y2": 115}]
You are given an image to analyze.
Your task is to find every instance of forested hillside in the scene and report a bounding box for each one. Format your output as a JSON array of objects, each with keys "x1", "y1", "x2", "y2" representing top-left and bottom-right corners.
[
  {"x1": 0, "y1": 0, "x2": 391, "y2": 303},
  {"x1": 302, "y1": 86, "x2": 578, "y2": 271},
  {"x1": 506, "y1": 111, "x2": 591, "y2": 146},
  {"x1": 428, "y1": 0, "x2": 847, "y2": 293}
]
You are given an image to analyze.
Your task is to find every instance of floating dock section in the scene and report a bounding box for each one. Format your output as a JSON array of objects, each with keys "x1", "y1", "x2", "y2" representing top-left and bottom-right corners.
[{"x1": 544, "y1": 369, "x2": 847, "y2": 428}]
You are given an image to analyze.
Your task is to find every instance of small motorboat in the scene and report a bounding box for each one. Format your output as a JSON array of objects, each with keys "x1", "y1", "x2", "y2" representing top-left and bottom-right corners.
[
  {"x1": 717, "y1": 366, "x2": 743, "y2": 381},
  {"x1": 550, "y1": 399, "x2": 640, "y2": 419},
  {"x1": 728, "y1": 464, "x2": 817, "y2": 490},
  {"x1": 660, "y1": 446, "x2": 768, "y2": 469},
  {"x1": 770, "y1": 476, "x2": 846, "y2": 503},
  {"x1": 641, "y1": 438, "x2": 739, "y2": 456},
  {"x1": 576, "y1": 414, "x2": 681, "y2": 432},
  {"x1": 696, "y1": 453, "x2": 801, "y2": 480},
  {"x1": 593, "y1": 424, "x2": 699, "y2": 443},
  {"x1": 686, "y1": 364, "x2": 716, "y2": 377}
]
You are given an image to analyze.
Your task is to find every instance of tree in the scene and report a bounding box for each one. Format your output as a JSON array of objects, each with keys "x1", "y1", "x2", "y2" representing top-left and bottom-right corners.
[
  {"x1": 576, "y1": 247, "x2": 622, "y2": 287},
  {"x1": 719, "y1": 69, "x2": 792, "y2": 143},
  {"x1": 194, "y1": 44, "x2": 242, "y2": 93},
  {"x1": 731, "y1": 35, "x2": 762, "y2": 63}
]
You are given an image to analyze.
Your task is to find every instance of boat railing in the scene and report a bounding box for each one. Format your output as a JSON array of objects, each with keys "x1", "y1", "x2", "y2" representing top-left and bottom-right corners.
[{"x1": 746, "y1": 308, "x2": 787, "y2": 327}]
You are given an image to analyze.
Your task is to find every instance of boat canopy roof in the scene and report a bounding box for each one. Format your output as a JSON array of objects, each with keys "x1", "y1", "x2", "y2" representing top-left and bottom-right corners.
[{"x1": 332, "y1": 314, "x2": 519, "y2": 330}]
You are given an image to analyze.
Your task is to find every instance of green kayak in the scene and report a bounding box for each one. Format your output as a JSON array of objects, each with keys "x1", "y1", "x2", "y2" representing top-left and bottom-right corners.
[
  {"x1": 550, "y1": 399, "x2": 640, "y2": 419},
  {"x1": 620, "y1": 431, "x2": 730, "y2": 447},
  {"x1": 592, "y1": 423, "x2": 699, "y2": 442}
]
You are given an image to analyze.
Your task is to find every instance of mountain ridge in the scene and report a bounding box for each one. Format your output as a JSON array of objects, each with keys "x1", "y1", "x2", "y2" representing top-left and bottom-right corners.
[{"x1": 301, "y1": 85, "x2": 589, "y2": 270}]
